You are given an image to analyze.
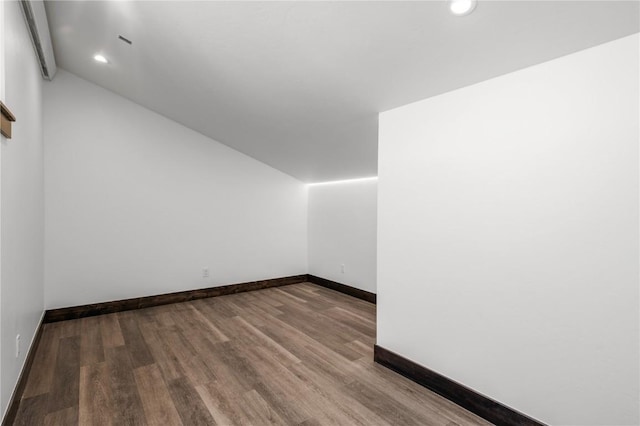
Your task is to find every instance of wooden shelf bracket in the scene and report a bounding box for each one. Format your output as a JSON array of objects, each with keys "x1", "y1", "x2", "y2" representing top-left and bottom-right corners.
[{"x1": 1, "y1": 101, "x2": 17, "y2": 139}]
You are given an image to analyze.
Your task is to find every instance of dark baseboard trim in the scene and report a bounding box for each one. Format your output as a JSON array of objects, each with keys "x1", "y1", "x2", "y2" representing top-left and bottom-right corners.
[
  {"x1": 2, "y1": 314, "x2": 45, "y2": 426},
  {"x1": 44, "y1": 274, "x2": 307, "y2": 323},
  {"x1": 306, "y1": 274, "x2": 376, "y2": 304},
  {"x1": 374, "y1": 345, "x2": 546, "y2": 426}
]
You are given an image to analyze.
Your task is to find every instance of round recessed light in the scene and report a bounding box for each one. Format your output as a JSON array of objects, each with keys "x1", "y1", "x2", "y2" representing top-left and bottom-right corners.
[
  {"x1": 93, "y1": 54, "x2": 108, "y2": 64},
  {"x1": 450, "y1": 0, "x2": 477, "y2": 16}
]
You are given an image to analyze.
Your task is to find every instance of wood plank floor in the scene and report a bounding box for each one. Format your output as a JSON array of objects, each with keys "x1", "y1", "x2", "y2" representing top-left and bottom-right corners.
[{"x1": 12, "y1": 282, "x2": 491, "y2": 425}]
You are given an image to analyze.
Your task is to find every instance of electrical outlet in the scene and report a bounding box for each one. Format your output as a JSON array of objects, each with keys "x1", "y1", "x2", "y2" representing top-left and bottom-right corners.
[
  {"x1": 202, "y1": 267, "x2": 209, "y2": 278},
  {"x1": 340, "y1": 264, "x2": 345, "y2": 274},
  {"x1": 15, "y1": 334, "x2": 20, "y2": 358}
]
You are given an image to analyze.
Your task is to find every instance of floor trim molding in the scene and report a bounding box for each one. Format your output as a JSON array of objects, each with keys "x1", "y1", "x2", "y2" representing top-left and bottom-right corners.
[
  {"x1": 2, "y1": 313, "x2": 46, "y2": 426},
  {"x1": 44, "y1": 274, "x2": 308, "y2": 323},
  {"x1": 306, "y1": 274, "x2": 376, "y2": 304},
  {"x1": 373, "y1": 345, "x2": 546, "y2": 426}
]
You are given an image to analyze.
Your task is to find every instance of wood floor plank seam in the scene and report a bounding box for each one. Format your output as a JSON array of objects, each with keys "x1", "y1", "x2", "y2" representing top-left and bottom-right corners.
[{"x1": 10, "y1": 283, "x2": 489, "y2": 426}]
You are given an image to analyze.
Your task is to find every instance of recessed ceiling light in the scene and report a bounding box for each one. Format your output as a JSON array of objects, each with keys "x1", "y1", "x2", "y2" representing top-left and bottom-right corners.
[
  {"x1": 450, "y1": 0, "x2": 477, "y2": 16},
  {"x1": 93, "y1": 54, "x2": 108, "y2": 63}
]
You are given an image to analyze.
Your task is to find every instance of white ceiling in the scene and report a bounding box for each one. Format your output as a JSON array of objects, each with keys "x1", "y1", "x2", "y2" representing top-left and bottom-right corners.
[{"x1": 45, "y1": 1, "x2": 639, "y2": 182}]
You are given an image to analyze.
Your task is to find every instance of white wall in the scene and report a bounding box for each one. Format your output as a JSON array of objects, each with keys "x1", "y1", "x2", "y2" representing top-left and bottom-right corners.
[
  {"x1": 1, "y1": 0, "x2": 45, "y2": 417},
  {"x1": 44, "y1": 70, "x2": 307, "y2": 309},
  {"x1": 308, "y1": 179, "x2": 377, "y2": 293},
  {"x1": 378, "y1": 34, "x2": 639, "y2": 426},
  {"x1": 0, "y1": 0, "x2": 5, "y2": 413}
]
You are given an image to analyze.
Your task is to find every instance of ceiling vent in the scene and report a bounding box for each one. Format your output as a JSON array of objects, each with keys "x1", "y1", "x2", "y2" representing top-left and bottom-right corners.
[{"x1": 20, "y1": 0, "x2": 57, "y2": 80}]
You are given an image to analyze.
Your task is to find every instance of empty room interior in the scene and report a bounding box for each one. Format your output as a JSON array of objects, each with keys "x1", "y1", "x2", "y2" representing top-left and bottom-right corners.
[{"x1": 1, "y1": 0, "x2": 639, "y2": 425}]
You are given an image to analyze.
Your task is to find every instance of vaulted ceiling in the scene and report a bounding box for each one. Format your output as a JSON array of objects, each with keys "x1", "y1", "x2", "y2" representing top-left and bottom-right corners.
[{"x1": 45, "y1": 1, "x2": 639, "y2": 182}]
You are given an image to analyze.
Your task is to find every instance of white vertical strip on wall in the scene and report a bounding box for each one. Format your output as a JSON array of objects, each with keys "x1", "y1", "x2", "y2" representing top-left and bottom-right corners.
[{"x1": 0, "y1": 1, "x2": 45, "y2": 417}]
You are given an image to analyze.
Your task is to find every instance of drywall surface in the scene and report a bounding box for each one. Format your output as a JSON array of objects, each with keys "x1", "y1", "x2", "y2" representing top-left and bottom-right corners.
[
  {"x1": 0, "y1": 0, "x2": 4, "y2": 97},
  {"x1": 0, "y1": 0, "x2": 4, "y2": 413},
  {"x1": 44, "y1": 70, "x2": 307, "y2": 309},
  {"x1": 1, "y1": 1, "x2": 45, "y2": 417},
  {"x1": 308, "y1": 179, "x2": 377, "y2": 293},
  {"x1": 377, "y1": 34, "x2": 639, "y2": 425}
]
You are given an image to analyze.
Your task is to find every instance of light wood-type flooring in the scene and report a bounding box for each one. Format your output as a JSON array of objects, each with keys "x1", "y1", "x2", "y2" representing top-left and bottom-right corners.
[{"x1": 12, "y1": 282, "x2": 490, "y2": 425}]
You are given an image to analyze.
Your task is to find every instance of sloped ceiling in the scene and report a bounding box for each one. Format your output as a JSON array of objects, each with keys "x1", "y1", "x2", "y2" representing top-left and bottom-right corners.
[{"x1": 45, "y1": 1, "x2": 639, "y2": 182}]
